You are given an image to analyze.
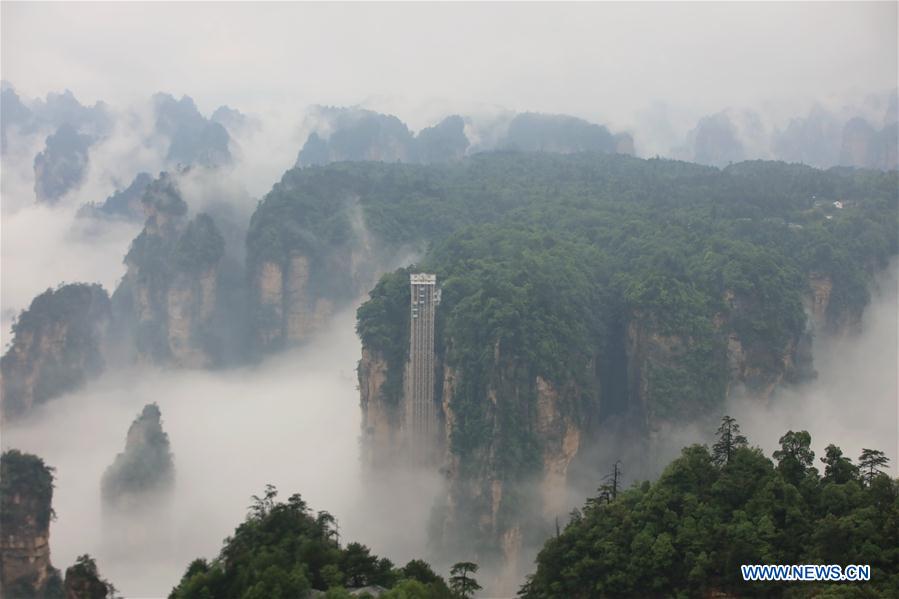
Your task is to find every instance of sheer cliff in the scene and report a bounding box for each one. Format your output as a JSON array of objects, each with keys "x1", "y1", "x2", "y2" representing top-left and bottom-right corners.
[
  {"x1": 0, "y1": 450, "x2": 64, "y2": 598},
  {"x1": 351, "y1": 155, "x2": 896, "y2": 576},
  {"x1": 1, "y1": 284, "x2": 111, "y2": 422},
  {"x1": 112, "y1": 172, "x2": 227, "y2": 366},
  {"x1": 101, "y1": 403, "x2": 175, "y2": 512},
  {"x1": 0, "y1": 452, "x2": 116, "y2": 599}
]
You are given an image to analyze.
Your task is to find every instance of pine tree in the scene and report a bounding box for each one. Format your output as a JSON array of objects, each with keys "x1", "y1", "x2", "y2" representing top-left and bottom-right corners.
[
  {"x1": 449, "y1": 562, "x2": 481, "y2": 598},
  {"x1": 820, "y1": 444, "x2": 857, "y2": 484},
  {"x1": 712, "y1": 415, "x2": 747, "y2": 466},
  {"x1": 858, "y1": 448, "x2": 890, "y2": 486}
]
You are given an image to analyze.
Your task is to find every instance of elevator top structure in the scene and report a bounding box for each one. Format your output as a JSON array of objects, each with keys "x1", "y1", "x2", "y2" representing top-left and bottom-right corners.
[
  {"x1": 410, "y1": 273, "x2": 436, "y2": 285},
  {"x1": 406, "y1": 273, "x2": 438, "y2": 463}
]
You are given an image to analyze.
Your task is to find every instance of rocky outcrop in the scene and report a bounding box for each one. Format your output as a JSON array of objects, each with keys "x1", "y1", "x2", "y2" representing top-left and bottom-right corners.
[
  {"x1": 416, "y1": 115, "x2": 469, "y2": 163},
  {"x1": 295, "y1": 107, "x2": 634, "y2": 167},
  {"x1": 359, "y1": 349, "x2": 403, "y2": 470},
  {"x1": 623, "y1": 317, "x2": 687, "y2": 427},
  {"x1": 153, "y1": 93, "x2": 231, "y2": 168},
  {"x1": 250, "y1": 247, "x2": 375, "y2": 351},
  {"x1": 33, "y1": 124, "x2": 92, "y2": 203},
  {"x1": 63, "y1": 556, "x2": 113, "y2": 599},
  {"x1": 804, "y1": 272, "x2": 866, "y2": 338},
  {"x1": 534, "y1": 376, "x2": 582, "y2": 520},
  {"x1": 1, "y1": 284, "x2": 111, "y2": 422},
  {"x1": 167, "y1": 267, "x2": 218, "y2": 368},
  {"x1": 114, "y1": 174, "x2": 225, "y2": 366},
  {"x1": 78, "y1": 171, "x2": 153, "y2": 221},
  {"x1": 0, "y1": 450, "x2": 64, "y2": 598},
  {"x1": 296, "y1": 108, "x2": 416, "y2": 167},
  {"x1": 430, "y1": 350, "x2": 600, "y2": 594},
  {"x1": 101, "y1": 403, "x2": 175, "y2": 512},
  {"x1": 499, "y1": 112, "x2": 620, "y2": 154},
  {"x1": 806, "y1": 272, "x2": 833, "y2": 330},
  {"x1": 252, "y1": 260, "x2": 285, "y2": 348}
]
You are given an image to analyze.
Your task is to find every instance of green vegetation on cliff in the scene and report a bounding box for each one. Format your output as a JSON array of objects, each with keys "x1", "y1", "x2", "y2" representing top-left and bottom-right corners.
[
  {"x1": 0, "y1": 450, "x2": 65, "y2": 598},
  {"x1": 1, "y1": 283, "x2": 111, "y2": 420},
  {"x1": 1, "y1": 450, "x2": 56, "y2": 531},
  {"x1": 342, "y1": 154, "x2": 895, "y2": 557},
  {"x1": 101, "y1": 403, "x2": 175, "y2": 509},
  {"x1": 63, "y1": 555, "x2": 116, "y2": 599},
  {"x1": 347, "y1": 154, "x2": 895, "y2": 461},
  {"x1": 521, "y1": 420, "x2": 899, "y2": 598},
  {"x1": 168, "y1": 485, "x2": 453, "y2": 599}
]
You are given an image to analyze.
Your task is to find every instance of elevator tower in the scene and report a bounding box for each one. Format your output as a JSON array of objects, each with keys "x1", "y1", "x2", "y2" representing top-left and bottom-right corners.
[{"x1": 406, "y1": 273, "x2": 438, "y2": 461}]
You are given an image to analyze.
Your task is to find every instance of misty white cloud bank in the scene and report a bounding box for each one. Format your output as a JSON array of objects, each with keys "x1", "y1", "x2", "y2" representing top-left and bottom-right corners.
[
  {"x1": 1, "y1": 306, "x2": 443, "y2": 597},
  {"x1": 2, "y1": 2, "x2": 896, "y2": 130},
  {"x1": 731, "y1": 260, "x2": 899, "y2": 477}
]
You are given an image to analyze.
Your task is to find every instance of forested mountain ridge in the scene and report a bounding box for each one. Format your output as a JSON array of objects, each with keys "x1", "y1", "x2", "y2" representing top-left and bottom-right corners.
[
  {"x1": 1, "y1": 147, "x2": 896, "y2": 594},
  {"x1": 3, "y1": 153, "x2": 894, "y2": 425},
  {"x1": 521, "y1": 421, "x2": 899, "y2": 598},
  {"x1": 0, "y1": 283, "x2": 111, "y2": 422},
  {"x1": 343, "y1": 154, "x2": 896, "y2": 575},
  {"x1": 294, "y1": 107, "x2": 634, "y2": 169}
]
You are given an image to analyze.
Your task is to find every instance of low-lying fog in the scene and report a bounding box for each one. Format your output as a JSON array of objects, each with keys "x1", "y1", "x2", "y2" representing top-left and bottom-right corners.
[
  {"x1": 3, "y1": 261, "x2": 896, "y2": 597},
  {"x1": 2, "y1": 305, "x2": 441, "y2": 597},
  {"x1": 732, "y1": 259, "x2": 899, "y2": 477}
]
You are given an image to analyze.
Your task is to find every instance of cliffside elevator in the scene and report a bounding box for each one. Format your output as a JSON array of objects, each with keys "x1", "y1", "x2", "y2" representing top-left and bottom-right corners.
[{"x1": 406, "y1": 273, "x2": 439, "y2": 464}]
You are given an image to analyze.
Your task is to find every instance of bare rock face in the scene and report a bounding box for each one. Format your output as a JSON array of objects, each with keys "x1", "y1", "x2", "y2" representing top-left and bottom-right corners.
[
  {"x1": 534, "y1": 376, "x2": 581, "y2": 520},
  {"x1": 166, "y1": 267, "x2": 218, "y2": 368},
  {"x1": 101, "y1": 403, "x2": 175, "y2": 512},
  {"x1": 359, "y1": 349, "x2": 403, "y2": 470},
  {"x1": 250, "y1": 246, "x2": 373, "y2": 351},
  {"x1": 0, "y1": 450, "x2": 64, "y2": 598},
  {"x1": 115, "y1": 174, "x2": 225, "y2": 366},
  {"x1": 252, "y1": 260, "x2": 285, "y2": 349},
  {"x1": 806, "y1": 273, "x2": 833, "y2": 329},
  {"x1": 1, "y1": 284, "x2": 111, "y2": 422}
]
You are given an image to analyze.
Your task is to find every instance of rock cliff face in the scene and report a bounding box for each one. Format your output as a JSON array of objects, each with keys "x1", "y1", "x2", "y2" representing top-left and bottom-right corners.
[
  {"x1": 78, "y1": 171, "x2": 153, "y2": 221},
  {"x1": 359, "y1": 274, "x2": 829, "y2": 575},
  {"x1": 0, "y1": 450, "x2": 64, "y2": 598},
  {"x1": 432, "y1": 348, "x2": 601, "y2": 594},
  {"x1": 250, "y1": 246, "x2": 375, "y2": 351},
  {"x1": 113, "y1": 173, "x2": 225, "y2": 366},
  {"x1": 63, "y1": 556, "x2": 113, "y2": 599},
  {"x1": 33, "y1": 124, "x2": 93, "y2": 203},
  {"x1": 166, "y1": 268, "x2": 218, "y2": 368},
  {"x1": 804, "y1": 272, "x2": 867, "y2": 338},
  {"x1": 360, "y1": 331, "x2": 600, "y2": 587},
  {"x1": 359, "y1": 349, "x2": 403, "y2": 470},
  {"x1": 101, "y1": 403, "x2": 175, "y2": 512},
  {"x1": 1, "y1": 284, "x2": 111, "y2": 422},
  {"x1": 295, "y1": 107, "x2": 634, "y2": 167}
]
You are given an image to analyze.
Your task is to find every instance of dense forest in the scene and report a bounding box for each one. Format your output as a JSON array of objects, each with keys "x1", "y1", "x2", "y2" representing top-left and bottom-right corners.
[
  {"x1": 252, "y1": 152, "x2": 897, "y2": 567},
  {"x1": 521, "y1": 417, "x2": 899, "y2": 598},
  {"x1": 347, "y1": 156, "x2": 892, "y2": 511},
  {"x1": 168, "y1": 485, "x2": 467, "y2": 599}
]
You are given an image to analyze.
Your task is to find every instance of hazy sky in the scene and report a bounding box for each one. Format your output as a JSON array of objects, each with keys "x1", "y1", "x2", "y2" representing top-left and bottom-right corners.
[{"x1": 2, "y1": 2, "x2": 896, "y2": 127}]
